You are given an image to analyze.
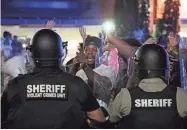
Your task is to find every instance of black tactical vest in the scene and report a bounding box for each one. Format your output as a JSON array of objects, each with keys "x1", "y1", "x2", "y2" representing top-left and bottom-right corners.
[
  {"x1": 119, "y1": 86, "x2": 182, "y2": 129},
  {"x1": 2, "y1": 69, "x2": 89, "y2": 129}
]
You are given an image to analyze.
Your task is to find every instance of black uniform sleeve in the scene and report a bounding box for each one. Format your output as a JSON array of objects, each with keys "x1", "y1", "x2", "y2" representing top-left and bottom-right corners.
[
  {"x1": 75, "y1": 77, "x2": 100, "y2": 112},
  {"x1": 1, "y1": 80, "x2": 15, "y2": 127},
  {"x1": 1, "y1": 91, "x2": 9, "y2": 126},
  {"x1": 1, "y1": 77, "x2": 21, "y2": 127}
]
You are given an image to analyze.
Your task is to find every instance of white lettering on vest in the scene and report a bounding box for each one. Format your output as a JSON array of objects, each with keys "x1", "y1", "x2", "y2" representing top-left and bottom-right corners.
[
  {"x1": 148, "y1": 99, "x2": 153, "y2": 107},
  {"x1": 33, "y1": 85, "x2": 40, "y2": 93},
  {"x1": 135, "y1": 99, "x2": 141, "y2": 107},
  {"x1": 135, "y1": 99, "x2": 172, "y2": 107},
  {"x1": 163, "y1": 99, "x2": 167, "y2": 107},
  {"x1": 153, "y1": 99, "x2": 159, "y2": 107},
  {"x1": 40, "y1": 84, "x2": 45, "y2": 93},
  {"x1": 26, "y1": 84, "x2": 67, "y2": 99},
  {"x1": 160, "y1": 99, "x2": 163, "y2": 107},
  {"x1": 60, "y1": 85, "x2": 65, "y2": 93},
  {"x1": 27, "y1": 85, "x2": 32, "y2": 93},
  {"x1": 46, "y1": 84, "x2": 52, "y2": 93},
  {"x1": 26, "y1": 84, "x2": 66, "y2": 93},
  {"x1": 142, "y1": 99, "x2": 147, "y2": 107},
  {"x1": 167, "y1": 99, "x2": 172, "y2": 107}
]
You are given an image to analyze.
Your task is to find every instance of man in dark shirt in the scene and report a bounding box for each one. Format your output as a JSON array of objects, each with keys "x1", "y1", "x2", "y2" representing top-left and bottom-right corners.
[{"x1": 11, "y1": 35, "x2": 23, "y2": 56}]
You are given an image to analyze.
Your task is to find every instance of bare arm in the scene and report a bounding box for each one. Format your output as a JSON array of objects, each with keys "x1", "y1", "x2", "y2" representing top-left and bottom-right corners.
[
  {"x1": 108, "y1": 36, "x2": 136, "y2": 58},
  {"x1": 79, "y1": 27, "x2": 87, "y2": 44},
  {"x1": 83, "y1": 66, "x2": 112, "y2": 90},
  {"x1": 83, "y1": 66, "x2": 112, "y2": 103}
]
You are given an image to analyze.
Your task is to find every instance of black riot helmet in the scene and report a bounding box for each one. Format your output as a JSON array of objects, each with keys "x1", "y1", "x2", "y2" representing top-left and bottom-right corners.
[
  {"x1": 31, "y1": 29, "x2": 64, "y2": 67},
  {"x1": 134, "y1": 44, "x2": 170, "y2": 81}
]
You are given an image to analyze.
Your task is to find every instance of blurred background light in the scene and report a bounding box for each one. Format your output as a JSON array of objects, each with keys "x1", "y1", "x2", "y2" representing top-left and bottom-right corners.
[
  {"x1": 102, "y1": 21, "x2": 115, "y2": 34},
  {"x1": 22, "y1": 44, "x2": 27, "y2": 48},
  {"x1": 12, "y1": 1, "x2": 77, "y2": 9}
]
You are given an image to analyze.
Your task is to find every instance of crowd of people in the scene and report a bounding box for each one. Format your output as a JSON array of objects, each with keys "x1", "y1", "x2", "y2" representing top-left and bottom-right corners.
[{"x1": 1, "y1": 20, "x2": 187, "y2": 129}]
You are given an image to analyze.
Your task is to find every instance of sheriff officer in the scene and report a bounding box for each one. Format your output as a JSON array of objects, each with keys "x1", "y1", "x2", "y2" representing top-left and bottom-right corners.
[
  {"x1": 1, "y1": 29, "x2": 106, "y2": 129},
  {"x1": 108, "y1": 44, "x2": 187, "y2": 128}
]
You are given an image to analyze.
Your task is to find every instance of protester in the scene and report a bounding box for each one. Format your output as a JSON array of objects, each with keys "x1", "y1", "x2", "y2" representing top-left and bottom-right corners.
[
  {"x1": 115, "y1": 38, "x2": 142, "y2": 91},
  {"x1": 1, "y1": 31, "x2": 13, "y2": 61},
  {"x1": 166, "y1": 28, "x2": 181, "y2": 86},
  {"x1": 1, "y1": 31, "x2": 13, "y2": 94},
  {"x1": 76, "y1": 35, "x2": 116, "y2": 106},
  {"x1": 103, "y1": 35, "x2": 142, "y2": 96},
  {"x1": 12, "y1": 35, "x2": 23, "y2": 56},
  {"x1": 66, "y1": 43, "x2": 84, "y2": 75}
]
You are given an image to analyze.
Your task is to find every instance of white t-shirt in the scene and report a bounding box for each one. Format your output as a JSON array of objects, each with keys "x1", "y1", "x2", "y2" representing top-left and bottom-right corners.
[{"x1": 76, "y1": 64, "x2": 116, "y2": 89}]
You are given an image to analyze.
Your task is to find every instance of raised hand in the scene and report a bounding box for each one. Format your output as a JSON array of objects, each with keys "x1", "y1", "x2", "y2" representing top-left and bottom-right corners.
[
  {"x1": 73, "y1": 57, "x2": 79, "y2": 64},
  {"x1": 74, "y1": 52, "x2": 87, "y2": 69},
  {"x1": 76, "y1": 53, "x2": 87, "y2": 64},
  {"x1": 79, "y1": 27, "x2": 87, "y2": 42},
  {"x1": 46, "y1": 20, "x2": 55, "y2": 30}
]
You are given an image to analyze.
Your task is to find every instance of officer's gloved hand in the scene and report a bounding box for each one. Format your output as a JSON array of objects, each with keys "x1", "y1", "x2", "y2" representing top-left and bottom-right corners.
[
  {"x1": 87, "y1": 107, "x2": 116, "y2": 129},
  {"x1": 87, "y1": 118, "x2": 115, "y2": 129},
  {"x1": 100, "y1": 107, "x2": 109, "y2": 121}
]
